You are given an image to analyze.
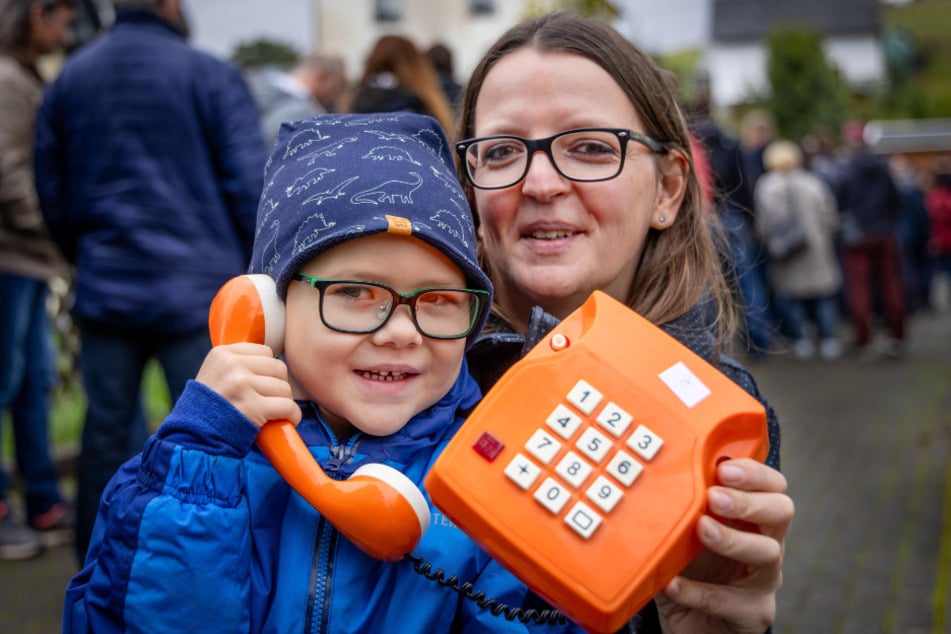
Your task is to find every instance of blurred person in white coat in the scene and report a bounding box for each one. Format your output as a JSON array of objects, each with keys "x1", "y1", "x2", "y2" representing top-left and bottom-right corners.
[{"x1": 754, "y1": 140, "x2": 843, "y2": 360}]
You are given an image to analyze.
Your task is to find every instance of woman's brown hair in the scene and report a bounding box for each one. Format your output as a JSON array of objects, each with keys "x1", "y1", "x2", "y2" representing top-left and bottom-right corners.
[
  {"x1": 455, "y1": 12, "x2": 736, "y2": 344},
  {"x1": 357, "y1": 34, "x2": 454, "y2": 133}
]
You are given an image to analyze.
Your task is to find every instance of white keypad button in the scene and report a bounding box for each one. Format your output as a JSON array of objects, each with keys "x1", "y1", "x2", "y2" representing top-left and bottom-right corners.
[
  {"x1": 575, "y1": 427, "x2": 612, "y2": 463},
  {"x1": 546, "y1": 404, "x2": 583, "y2": 439},
  {"x1": 605, "y1": 450, "x2": 643, "y2": 487},
  {"x1": 567, "y1": 379, "x2": 602, "y2": 415},
  {"x1": 555, "y1": 451, "x2": 593, "y2": 488},
  {"x1": 595, "y1": 402, "x2": 633, "y2": 437},
  {"x1": 534, "y1": 477, "x2": 571, "y2": 515},
  {"x1": 525, "y1": 428, "x2": 561, "y2": 465},
  {"x1": 564, "y1": 501, "x2": 602, "y2": 539},
  {"x1": 627, "y1": 424, "x2": 664, "y2": 461},
  {"x1": 504, "y1": 453, "x2": 542, "y2": 490},
  {"x1": 585, "y1": 476, "x2": 624, "y2": 513}
]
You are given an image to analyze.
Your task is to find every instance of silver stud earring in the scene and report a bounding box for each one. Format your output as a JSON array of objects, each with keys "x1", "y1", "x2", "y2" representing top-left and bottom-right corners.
[{"x1": 658, "y1": 215, "x2": 667, "y2": 224}]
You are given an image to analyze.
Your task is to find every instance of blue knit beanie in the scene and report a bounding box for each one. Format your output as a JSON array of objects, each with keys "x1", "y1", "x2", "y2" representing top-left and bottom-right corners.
[{"x1": 248, "y1": 112, "x2": 493, "y2": 346}]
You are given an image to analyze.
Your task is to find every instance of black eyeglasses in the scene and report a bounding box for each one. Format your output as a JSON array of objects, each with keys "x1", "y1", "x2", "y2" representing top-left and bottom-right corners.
[
  {"x1": 293, "y1": 274, "x2": 488, "y2": 340},
  {"x1": 456, "y1": 127, "x2": 669, "y2": 190}
]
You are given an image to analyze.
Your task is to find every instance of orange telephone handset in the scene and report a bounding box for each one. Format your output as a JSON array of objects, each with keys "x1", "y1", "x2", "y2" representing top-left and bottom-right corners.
[
  {"x1": 425, "y1": 291, "x2": 769, "y2": 634},
  {"x1": 208, "y1": 275, "x2": 430, "y2": 561}
]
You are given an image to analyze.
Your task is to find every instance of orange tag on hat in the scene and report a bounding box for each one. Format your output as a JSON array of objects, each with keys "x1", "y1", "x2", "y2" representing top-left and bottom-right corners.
[{"x1": 386, "y1": 215, "x2": 413, "y2": 236}]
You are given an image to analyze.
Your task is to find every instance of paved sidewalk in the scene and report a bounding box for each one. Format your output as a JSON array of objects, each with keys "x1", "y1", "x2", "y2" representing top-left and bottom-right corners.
[
  {"x1": 1, "y1": 311, "x2": 949, "y2": 634},
  {"x1": 760, "y1": 309, "x2": 951, "y2": 634}
]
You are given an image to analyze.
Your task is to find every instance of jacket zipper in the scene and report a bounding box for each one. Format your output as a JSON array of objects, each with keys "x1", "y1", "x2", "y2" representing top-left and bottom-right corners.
[{"x1": 304, "y1": 410, "x2": 362, "y2": 634}]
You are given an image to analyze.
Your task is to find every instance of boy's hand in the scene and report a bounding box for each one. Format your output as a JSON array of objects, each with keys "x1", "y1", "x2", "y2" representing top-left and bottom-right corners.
[{"x1": 195, "y1": 343, "x2": 301, "y2": 428}]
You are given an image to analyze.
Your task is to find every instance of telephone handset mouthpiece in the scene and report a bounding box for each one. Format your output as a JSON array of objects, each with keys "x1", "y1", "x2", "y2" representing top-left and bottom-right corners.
[{"x1": 208, "y1": 274, "x2": 430, "y2": 561}]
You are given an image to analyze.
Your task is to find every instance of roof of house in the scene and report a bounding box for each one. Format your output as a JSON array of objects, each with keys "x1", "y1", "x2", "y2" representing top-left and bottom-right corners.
[
  {"x1": 712, "y1": 0, "x2": 882, "y2": 42},
  {"x1": 865, "y1": 118, "x2": 951, "y2": 155}
]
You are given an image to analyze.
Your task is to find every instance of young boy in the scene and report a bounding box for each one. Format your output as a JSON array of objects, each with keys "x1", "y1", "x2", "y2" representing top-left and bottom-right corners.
[{"x1": 62, "y1": 113, "x2": 585, "y2": 633}]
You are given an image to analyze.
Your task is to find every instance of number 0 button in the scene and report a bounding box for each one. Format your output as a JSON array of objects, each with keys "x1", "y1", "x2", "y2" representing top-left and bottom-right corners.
[{"x1": 534, "y1": 477, "x2": 571, "y2": 515}]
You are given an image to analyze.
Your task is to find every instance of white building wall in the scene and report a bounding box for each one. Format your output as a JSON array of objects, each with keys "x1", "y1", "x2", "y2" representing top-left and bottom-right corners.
[
  {"x1": 707, "y1": 35, "x2": 886, "y2": 108},
  {"x1": 317, "y1": 1, "x2": 526, "y2": 85},
  {"x1": 823, "y1": 36, "x2": 886, "y2": 86},
  {"x1": 706, "y1": 44, "x2": 768, "y2": 107}
]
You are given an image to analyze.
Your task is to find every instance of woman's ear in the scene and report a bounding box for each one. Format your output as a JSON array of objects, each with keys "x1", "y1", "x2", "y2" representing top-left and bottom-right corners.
[{"x1": 651, "y1": 150, "x2": 688, "y2": 230}]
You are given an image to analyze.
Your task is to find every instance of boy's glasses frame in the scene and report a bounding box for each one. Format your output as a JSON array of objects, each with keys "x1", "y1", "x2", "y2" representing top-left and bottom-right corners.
[
  {"x1": 293, "y1": 274, "x2": 488, "y2": 340},
  {"x1": 456, "y1": 127, "x2": 669, "y2": 190}
]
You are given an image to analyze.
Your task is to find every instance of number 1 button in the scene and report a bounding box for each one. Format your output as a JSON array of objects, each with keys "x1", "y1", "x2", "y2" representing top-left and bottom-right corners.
[{"x1": 567, "y1": 379, "x2": 602, "y2": 415}]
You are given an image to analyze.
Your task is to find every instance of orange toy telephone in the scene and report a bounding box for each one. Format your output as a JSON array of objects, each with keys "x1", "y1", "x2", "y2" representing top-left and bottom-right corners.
[
  {"x1": 425, "y1": 291, "x2": 769, "y2": 634},
  {"x1": 207, "y1": 274, "x2": 430, "y2": 562}
]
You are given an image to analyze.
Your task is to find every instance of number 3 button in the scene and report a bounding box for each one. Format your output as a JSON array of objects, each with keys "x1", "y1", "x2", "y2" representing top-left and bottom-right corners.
[{"x1": 626, "y1": 424, "x2": 663, "y2": 461}]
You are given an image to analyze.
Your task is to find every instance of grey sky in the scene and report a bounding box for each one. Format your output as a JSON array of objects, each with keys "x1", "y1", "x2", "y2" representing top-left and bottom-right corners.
[{"x1": 184, "y1": 0, "x2": 711, "y2": 61}]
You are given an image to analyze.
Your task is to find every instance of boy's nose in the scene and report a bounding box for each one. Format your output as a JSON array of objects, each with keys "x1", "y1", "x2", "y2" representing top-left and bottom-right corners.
[{"x1": 372, "y1": 304, "x2": 422, "y2": 347}]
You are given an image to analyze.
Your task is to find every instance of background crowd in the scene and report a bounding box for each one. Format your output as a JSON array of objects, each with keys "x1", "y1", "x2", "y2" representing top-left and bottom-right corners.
[{"x1": 0, "y1": 1, "x2": 949, "y2": 632}]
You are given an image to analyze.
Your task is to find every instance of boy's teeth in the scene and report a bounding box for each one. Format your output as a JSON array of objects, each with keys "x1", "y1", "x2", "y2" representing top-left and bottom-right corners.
[
  {"x1": 359, "y1": 370, "x2": 407, "y2": 381},
  {"x1": 530, "y1": 230, "x2": 572, "y2": 239}
]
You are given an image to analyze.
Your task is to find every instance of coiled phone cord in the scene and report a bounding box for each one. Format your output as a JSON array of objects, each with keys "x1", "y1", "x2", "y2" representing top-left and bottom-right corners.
[{"x1": 405, "y1": 554, "x2": 568, "y2": 625}]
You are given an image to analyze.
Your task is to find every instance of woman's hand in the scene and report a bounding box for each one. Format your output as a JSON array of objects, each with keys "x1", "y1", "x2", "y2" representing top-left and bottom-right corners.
[
  {"x1": 654, "y1": 458, "x2": 793, "y2": 633},
  {"x1": 195, "y1": 343, "x2": 301, "y2": 428}
]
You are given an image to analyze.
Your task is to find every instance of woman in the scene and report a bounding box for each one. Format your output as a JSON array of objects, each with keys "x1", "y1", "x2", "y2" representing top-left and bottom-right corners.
[
  {"x1": 347, "y1": 34, "x2": 454, "y2": 133},
  {"x1": 0, "y1": 0, "x2": 75, "y2": 559},
  {"x1": 458, "y1": 13, "x2": 792, "y2": 633}
]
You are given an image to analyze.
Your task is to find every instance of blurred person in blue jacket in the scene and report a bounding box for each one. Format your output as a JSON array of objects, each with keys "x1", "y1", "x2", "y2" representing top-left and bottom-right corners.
[
  {"x1": 34, "y1": 0, "x2": 267, "y2": 564},
  {"x1": 689, "y1": 94, "x2": 774, "y2": 358}
]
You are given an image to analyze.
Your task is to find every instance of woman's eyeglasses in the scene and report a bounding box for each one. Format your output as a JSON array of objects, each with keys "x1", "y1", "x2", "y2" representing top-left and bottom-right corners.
[
  {"x1": 293, "y1": 274, "x2": 488, "y2": 340},
  {"x1": 456, "y1": 127, "x2": 669, "y2": 190}
]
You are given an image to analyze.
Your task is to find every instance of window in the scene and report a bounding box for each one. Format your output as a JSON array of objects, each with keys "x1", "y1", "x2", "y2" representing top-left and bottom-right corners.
[
  {"x1": 470, "y1": 0, "x2": 494, "y2": 15},
  {"x1": 375, "y1": 0, "x2": 401, "y2": 21}
]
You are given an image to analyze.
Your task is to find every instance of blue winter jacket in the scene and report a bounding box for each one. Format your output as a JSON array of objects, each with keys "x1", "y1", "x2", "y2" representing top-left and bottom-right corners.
[
  {"x1": 34, "y1": 9, "x2": 266, "y2": 334},
  {"x1": 63, "y1": 361, "x2": 588, "y2": 633}
]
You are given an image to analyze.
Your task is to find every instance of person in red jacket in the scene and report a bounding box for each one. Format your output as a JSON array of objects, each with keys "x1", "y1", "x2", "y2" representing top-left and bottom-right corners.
[{"x1": 925, "y1": 168, "x2": 951, "y2": 303}]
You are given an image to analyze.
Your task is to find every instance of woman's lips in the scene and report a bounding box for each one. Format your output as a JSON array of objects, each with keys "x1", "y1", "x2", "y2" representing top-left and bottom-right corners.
[{"x1": 527, "y1": 229, "x2": 576, "y2": 240}]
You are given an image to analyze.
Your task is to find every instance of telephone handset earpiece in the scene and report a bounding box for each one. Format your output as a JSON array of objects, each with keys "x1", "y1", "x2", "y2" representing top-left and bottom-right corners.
[{"x1": 208, "y1": 274, "x2": 430, "y2": 561}]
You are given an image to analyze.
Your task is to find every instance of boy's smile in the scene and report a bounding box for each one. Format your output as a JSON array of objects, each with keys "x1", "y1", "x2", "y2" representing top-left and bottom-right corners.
[{"x1": 283, "y1": 233, "x2": 467, "y2": 440}]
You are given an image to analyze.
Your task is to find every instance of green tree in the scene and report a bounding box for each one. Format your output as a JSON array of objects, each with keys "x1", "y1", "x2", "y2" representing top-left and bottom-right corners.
[
  {"x1": 765, "y1": 26, "x2": 848, "y2": 141},
  {"x1": 522, "y1": 0, "x2": 618, "y2": 20},
  {"x1": 231, "y1": 38, "x2": 299, "y2": 70}
]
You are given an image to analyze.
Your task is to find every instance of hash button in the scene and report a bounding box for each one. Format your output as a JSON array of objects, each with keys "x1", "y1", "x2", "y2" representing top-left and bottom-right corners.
[{"x1": 564, "y1": 501, "x2": 602, "y2": 539}]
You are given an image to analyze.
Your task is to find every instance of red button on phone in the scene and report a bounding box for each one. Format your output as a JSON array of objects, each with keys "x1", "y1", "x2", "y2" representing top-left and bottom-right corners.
[{"x1": 472, "y1": 432, "x2": 505, "y2": 462}]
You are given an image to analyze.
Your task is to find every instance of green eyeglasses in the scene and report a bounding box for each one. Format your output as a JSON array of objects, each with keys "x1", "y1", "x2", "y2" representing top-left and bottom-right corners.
[{"x1": 293, "y1": 274, "x2": 488, "y2": 340}]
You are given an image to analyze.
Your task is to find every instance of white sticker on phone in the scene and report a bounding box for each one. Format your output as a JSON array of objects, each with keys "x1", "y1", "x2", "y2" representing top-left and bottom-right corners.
[{"x1": 659, "y1": 361, "x2": 711, "y2": 408}]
